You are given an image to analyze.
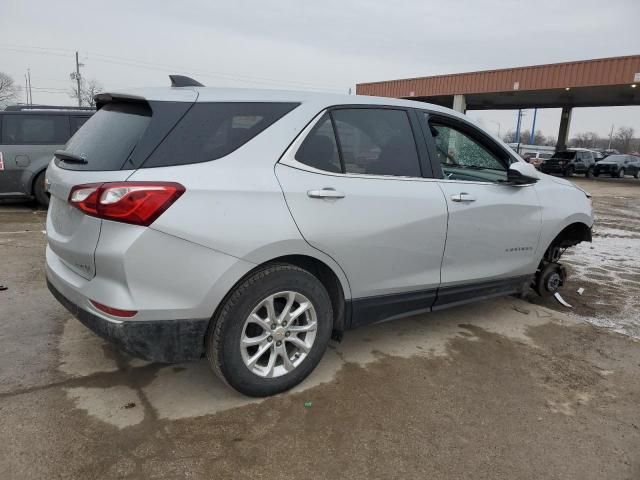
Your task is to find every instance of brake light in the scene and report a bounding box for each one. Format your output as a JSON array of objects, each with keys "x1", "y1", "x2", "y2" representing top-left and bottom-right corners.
[{"x1": 69, "y1": 182, "x2": 185, "y2": 226}]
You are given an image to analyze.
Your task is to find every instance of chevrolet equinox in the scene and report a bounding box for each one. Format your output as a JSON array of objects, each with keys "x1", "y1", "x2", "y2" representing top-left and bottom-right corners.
[{"x1": 46, "y1": 76, "x2": 593, "y2": 397}]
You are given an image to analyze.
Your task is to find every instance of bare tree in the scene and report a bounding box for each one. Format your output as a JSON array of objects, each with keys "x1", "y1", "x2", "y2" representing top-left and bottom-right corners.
[
  {"x1": 69, "y1": 78, "x2": 103, "y2": 107},
  {"x1": 614, "y1": 127, "x2": 635, "y2": 153},
  {"x1": 569, "y1": 131, "x2": 600, "y2": 149},
  {"x1": 0, "y1": 72, "x2": 20, "y2": 108},
  {"x1": 503, "y1": 129, "x2": 555, "y2": 146}
]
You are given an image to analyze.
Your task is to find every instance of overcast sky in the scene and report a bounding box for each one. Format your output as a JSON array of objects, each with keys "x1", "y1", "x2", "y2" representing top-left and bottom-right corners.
[{"x1": 1, "y1": 0, "x2": 639, "y2": 139}]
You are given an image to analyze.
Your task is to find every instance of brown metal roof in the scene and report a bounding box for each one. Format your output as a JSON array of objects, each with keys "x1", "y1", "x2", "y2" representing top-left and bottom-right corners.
[{"x1": 356, "y1": 55, "x2": 640, "y2": 98}]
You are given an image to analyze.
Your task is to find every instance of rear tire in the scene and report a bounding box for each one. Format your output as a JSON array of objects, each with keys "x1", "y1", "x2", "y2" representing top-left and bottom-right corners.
[
  {"x1": 563, "y1": 166, "x2": 574, "y2": 177},
  {"x1": 33, "y1": 171, "x2": 49, "y2": 207},
  {"x1": 586, "y1": 166, "x2": 594, "y2": 178},
  {"x1": 634, "y1": 170, "x2": 639, "y2": 179},
  {"x1": 206, "y1": 264, "x2": 333, "y2": 397}
]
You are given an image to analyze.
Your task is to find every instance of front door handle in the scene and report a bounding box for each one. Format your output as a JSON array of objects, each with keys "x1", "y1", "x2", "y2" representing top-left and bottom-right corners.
[
  {"x1": 307, "y1": 188, "x2": 345, "y2": 199},
  {"x1": 450, "y1": 192, "x2": 476, "y2": 203}
]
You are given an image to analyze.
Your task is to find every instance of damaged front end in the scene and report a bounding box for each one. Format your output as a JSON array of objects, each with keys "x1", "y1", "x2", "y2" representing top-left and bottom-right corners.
[{"x1": 534, "y1": 223, "x2": 592, "y2": 297}]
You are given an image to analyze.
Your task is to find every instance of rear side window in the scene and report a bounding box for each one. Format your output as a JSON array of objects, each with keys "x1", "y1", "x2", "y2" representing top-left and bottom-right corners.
[
  {"x1": 58, "y1": 103, "x2": 151, "y2": 171},
  {"x1": 2, "y1": 114, "x2": 69, "y2": 145},
  {"x1": 144, "y1": 102, "x2": 299, "y2": 168},
  {"x1": 332, "y1": 109, "x2": 421, "y2": 177}
]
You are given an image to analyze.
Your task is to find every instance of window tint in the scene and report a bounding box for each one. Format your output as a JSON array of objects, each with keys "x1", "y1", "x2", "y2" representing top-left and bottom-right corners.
[
  {"x1": 144, "y1": 102, "x2": 299, "y2": 168},
  {"x1": 2, "y1": 114, "x2": 69, "y2": 144},
  {"x1": 295, "y1": 114, "x2": 341, "y2": 173},
  {"x1": 429, "y1": 121, "x2": 507, "y2": 183},
  {"x1": 331, "y1": 108, "x2": 421, "y2": 177},
  {"x1": 70, "y1": 116, "x2": 90, "y2": 135},
  {"x1": 59, "y1": 103, "x2": 151, "y2": 171}
]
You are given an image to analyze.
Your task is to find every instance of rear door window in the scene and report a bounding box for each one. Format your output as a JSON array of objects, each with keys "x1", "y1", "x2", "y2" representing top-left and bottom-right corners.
[
  {"x1": 2, "y1": 114, "x2": 69, "y2": 145},
  {"x1": 331, "y1": 108, "x2": 421, "y2": 177},
  {"x1": 143, "y1": 102, "x2": 299, "y2": 168}
]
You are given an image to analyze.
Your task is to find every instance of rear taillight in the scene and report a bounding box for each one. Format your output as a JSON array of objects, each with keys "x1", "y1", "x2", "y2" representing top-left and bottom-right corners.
[{"x1": 69, "y1": 182, "x2": 185, "y2": 226}]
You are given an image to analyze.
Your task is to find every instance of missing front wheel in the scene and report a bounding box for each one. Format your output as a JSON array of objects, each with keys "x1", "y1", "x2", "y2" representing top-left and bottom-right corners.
[{"x1": 534, "y1": 262, "x2": 567, "y2": 297}]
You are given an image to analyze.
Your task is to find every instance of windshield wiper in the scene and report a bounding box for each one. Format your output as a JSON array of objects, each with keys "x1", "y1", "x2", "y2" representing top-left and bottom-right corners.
[{"x1": 54, "y1": 150, "x2": 88, "y2": 164}]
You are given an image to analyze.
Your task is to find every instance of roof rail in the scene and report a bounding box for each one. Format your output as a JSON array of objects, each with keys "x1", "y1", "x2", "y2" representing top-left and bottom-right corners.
[
  {"x1": 4, "y1": 104, "x2": 95, "y2": 112},
  {"x1": 169, "y1": 75, "x2": 204, "y2": 87}
]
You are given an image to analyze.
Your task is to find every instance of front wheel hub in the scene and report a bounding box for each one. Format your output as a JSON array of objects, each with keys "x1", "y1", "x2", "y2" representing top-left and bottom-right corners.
[{"x1": 535, "y1": 262, "x2": 566, "y2": 297}]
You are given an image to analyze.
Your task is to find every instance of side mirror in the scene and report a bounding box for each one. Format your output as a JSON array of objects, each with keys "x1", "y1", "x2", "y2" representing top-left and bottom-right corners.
[{"x1": 507, "y1": 161, "x2": 539, "y2": 185}]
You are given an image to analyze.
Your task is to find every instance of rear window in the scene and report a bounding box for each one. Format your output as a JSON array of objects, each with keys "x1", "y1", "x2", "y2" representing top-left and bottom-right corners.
[
  {"x1": 58, "y1": 103, "x2": 151, "y2": 171},
  {"x1": 142, "y1": 102, "x2": 299, "y2": 168},
  {"x1": 1, "y1": 114, "x2": 69, "y2": 145}
]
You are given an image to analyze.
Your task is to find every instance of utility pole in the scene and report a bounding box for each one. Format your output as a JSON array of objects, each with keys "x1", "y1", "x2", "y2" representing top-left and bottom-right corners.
[
  {"x1": 607, "y1": 124, "x2": 614, "y2": 150},
  {"x1": 490, "y1": 120, "x2": 501, "y2": 139},
  {"x1": 75, "y1": 51, "x2": 82, "y2": 107},
  {"x1": 24, "y1": 74, "x2": 29, "y2": 104},
  {"x1": 27, "y1": 69, "x2": 33, "y2": 105},
  {"x1": 70, "y1": 51, "x2": 84, "y2": 107}
]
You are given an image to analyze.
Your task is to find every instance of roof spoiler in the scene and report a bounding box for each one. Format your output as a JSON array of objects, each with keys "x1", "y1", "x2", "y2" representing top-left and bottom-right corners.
[
  {"x1": 94, "y1": 93, "x2": 147, "y2": 110},
  {"x1": 169, "y1": 75, "x2": 204, "y2": 87}
]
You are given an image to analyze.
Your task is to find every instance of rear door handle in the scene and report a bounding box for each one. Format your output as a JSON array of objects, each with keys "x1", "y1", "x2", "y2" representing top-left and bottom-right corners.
[
  {"x1": 450, "y1": 192, "x2": 476, "y2": 203},
  {"x1": 307, "y1": 188, "x2": 345, "y2": 199}
]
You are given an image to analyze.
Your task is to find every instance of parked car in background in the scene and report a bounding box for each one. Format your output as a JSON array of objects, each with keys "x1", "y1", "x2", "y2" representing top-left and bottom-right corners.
[
  {"x1": 0, "y1": 105, "x2": 94, "y2": 206},
  {"x1": 540, "y1": 148, "x2": 596, "y2": 177},
  {"x1": 45, "y1": 78, "x2": 593, "y2": 397},
  {"x1": 594, "y1": 154, "x2": 640, "y2": 178},
  {"x1": 592, "y1": 150, "x2": 606, "y2": 162},
  {"x1": 523, "y1": 151, "x2": 553, "y2": 169}
]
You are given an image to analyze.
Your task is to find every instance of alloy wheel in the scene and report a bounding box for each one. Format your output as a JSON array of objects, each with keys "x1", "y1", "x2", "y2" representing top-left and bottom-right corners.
[{"x1": 240, "y1": 291, "x2": 318, "y2": 378}]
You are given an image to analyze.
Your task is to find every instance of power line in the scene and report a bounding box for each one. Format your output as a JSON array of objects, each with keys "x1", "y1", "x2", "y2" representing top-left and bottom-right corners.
[{"x1": 0, "y1": 44, "x2": 348, "y2": 93}]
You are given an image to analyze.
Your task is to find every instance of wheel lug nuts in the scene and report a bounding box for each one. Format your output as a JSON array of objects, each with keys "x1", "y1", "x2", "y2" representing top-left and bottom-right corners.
[
  {"x1": 285, "y1": 331, "x2": 290, "y2": 337},
  {"x1": 270, "y1": 324, "x2": 276, "y2": 329},
  {"x1": 276, "y1": 340, "x2": 282, "y2": 346},
  {"x1": 282, "y1": 321, "x2": 287, "y2": 327},
  {"x1": 267, "y1": 336, "x2": 273, "y2": 342}
]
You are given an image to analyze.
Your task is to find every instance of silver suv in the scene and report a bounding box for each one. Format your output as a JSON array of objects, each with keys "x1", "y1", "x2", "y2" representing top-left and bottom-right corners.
[{"x1": 46, "y1": 78, "x2": 593, "y2": 397}]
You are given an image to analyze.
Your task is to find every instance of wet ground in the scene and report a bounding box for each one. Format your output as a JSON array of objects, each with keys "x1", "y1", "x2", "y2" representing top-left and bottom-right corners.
[{"x1": 1, "y1": 179, "x2": 639, "y2": 479}]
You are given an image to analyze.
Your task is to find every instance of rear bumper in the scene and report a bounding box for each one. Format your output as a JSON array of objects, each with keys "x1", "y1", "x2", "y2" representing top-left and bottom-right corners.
[{"x1": 47, "y1": 278, "x2": 209, "y2": 362}]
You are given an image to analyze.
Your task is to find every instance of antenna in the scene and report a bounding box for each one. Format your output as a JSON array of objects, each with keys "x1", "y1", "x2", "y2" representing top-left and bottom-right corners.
[{"x1": 169, "y1": 75, "x2": 204, "y2": 87}]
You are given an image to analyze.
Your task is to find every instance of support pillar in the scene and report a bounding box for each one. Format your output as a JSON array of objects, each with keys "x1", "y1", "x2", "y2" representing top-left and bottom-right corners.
[
  {"x1": 452, "y1": 94, "x2": 466, "y2": 113},
  {"x1": 556, "y1": 107, "x2": 572, "y2": 150}
]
